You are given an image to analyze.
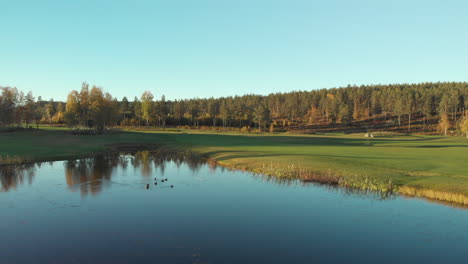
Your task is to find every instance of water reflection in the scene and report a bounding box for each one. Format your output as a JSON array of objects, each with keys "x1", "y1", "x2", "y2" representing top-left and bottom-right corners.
[
  {"x1": 0, "y1": 151, "x2": 207, "y2": 195},
  {"x1": 0, "y1": 150, "x2": 401, "y2": 201},
  {"x1": 0, "y1": 164, "x2": 36, "y2": 192},
  {"x1": 65, "y1": 151, "x2": 207, "y2": 196},
  {"x1": 2, "y1": 154, "x2": 467, "y2": 264},
  {"x1": 65, "y1": 154, "x2": 122, "y2": 196},
  {"x1": 1, "y1": 151, "x2": 465, "y2": 209},
  {"x1": 249, "y1": 172, "x2": 398, "y2": 201}
]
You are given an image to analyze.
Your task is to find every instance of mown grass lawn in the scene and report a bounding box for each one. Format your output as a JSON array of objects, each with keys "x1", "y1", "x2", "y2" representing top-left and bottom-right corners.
[{"x1": 1, "y1": 126, "x2": 467, "y2": 197}]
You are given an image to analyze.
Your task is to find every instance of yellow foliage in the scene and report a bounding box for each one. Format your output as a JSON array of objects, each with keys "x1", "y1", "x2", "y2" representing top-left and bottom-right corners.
[
  {"x1": 438, "y1": 114, "x2": 450, "y2": 136},
  {"x1": 460, "y1": 117, "x2": 468, "y2": 138},
  {"x1": 52, "y1": 111, "x2": 64, "y2": 123}
]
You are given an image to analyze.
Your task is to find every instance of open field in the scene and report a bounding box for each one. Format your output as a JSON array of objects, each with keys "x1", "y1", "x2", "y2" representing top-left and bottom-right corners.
[{"x1": 1, "y1": 126, "x2": 468, "y2": 204}]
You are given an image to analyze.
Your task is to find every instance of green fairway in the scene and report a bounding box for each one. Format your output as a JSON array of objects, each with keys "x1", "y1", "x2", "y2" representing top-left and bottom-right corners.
[{"x1": 1, "y1": 127, "x2": 468, "y2": 203}]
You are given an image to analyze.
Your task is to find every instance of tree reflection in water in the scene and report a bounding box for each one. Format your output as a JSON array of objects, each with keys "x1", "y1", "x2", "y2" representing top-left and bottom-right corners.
[
  {"x1": 0, "y1": 163, "x2": 37, "y2": 192},
  {"x1": 65, "y1": 150, "x2": 207, "y2": 196},
  {"x1": 64, "y1": 154, "x2": 122, "y2": 196},
  {"x1": 0, "y1": 151, "x2": 207, "y2": 195},
  {"x1": 0, "y1": 151, "x2": 406, "y2": 204}
]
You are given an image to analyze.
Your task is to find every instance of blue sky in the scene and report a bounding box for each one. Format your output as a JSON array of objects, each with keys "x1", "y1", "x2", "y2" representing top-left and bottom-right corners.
[{"x1": 1, "y1": 0, "x2": 468, "y2": 101}]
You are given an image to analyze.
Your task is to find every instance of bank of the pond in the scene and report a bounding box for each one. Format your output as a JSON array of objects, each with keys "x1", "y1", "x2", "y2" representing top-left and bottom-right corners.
[
  {"x1": 1, "y1": 127, "x2": 467, "y2": 206},
  {"x1": 210, "y1": 157, "x2": 468, "y2": 206},
  {"x1": 398, "y1": 186, "x2": 468, "y2": 205}
]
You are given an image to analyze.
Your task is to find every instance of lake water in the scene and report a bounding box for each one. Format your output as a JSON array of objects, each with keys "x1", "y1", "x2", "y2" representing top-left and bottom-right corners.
[{"x1": 1, "y1": 151, "x2": 467, "y2": 264}]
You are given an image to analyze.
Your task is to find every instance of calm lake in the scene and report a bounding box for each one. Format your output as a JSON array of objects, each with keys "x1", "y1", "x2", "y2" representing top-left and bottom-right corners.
[{"x1": 1, "y1": 151, "x2": 467, "y2": 264}]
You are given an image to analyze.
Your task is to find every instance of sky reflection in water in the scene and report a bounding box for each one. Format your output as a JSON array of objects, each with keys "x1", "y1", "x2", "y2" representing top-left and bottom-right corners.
[{"x1": 0, "y1": 151, "x2": 467, "y2": 264}]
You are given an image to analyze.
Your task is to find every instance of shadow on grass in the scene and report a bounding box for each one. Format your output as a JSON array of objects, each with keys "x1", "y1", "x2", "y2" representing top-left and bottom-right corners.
[
  {"x1": 408, "y1": 145, "x2": 468, "y2": 148},
  {"x1": 136, "y1": 131, "x2": 448, "y2": 148},
  {"x1": 205, "y1": 150, "x2": 412, "y2": 162}
]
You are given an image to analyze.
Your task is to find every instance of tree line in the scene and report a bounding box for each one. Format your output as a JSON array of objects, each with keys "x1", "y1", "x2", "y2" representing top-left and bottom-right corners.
[{"x1": 2, "y1": 82, "x2": 468, "y2": 136}]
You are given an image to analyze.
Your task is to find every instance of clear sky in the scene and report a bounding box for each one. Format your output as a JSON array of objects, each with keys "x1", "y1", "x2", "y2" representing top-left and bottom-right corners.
[{"x1": 1, "y1": 0, "x2": 468, "y2": 101}]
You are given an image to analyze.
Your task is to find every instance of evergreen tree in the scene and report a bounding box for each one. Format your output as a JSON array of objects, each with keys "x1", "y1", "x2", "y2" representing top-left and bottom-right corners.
[
  {"x1": 133, "y1": 97, "x2": 142, "y2": 127},
  {"x1": 254, "y1": 103, "x2": 270, "y2": 132}
]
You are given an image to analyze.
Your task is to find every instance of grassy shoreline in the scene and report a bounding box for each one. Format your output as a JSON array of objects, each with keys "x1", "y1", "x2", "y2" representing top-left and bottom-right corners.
[{"x1": 1, "y1": 126, "x2": 468, "y2": 206}]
